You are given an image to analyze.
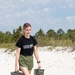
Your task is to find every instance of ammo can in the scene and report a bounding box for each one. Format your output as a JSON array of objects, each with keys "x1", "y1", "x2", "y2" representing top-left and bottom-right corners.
[
  {"x1": 11, "y1": 71, "x2": 24, "y2": 75},
  {"x1": 34, "y1": 69, "x2": 44, "y2": 75}
]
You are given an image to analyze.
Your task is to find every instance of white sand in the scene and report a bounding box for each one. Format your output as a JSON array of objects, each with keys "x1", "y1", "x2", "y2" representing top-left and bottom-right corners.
[{"x1": 0, "y1": 47, "x2": 75, "y2": 75}]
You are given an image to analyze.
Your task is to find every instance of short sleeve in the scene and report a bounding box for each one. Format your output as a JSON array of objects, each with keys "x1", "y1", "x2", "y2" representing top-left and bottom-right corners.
[
  {"x1": 15, "y1": 37, "x2": 22, "y2": 48},
  {"x1": 32, "y1": 37, "x2": 37, "y2": 46}
]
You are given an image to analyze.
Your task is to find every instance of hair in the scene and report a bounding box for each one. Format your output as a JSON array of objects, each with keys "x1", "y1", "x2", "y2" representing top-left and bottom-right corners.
[
  {"x1": 23, "y1": 23, "x2": 32, "y2": 35},
  {"x1": 23, "y1": 23, "x2": 31, "y2": 30}
]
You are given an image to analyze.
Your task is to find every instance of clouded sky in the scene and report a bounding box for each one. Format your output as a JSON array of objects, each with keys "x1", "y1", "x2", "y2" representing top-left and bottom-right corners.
[{"x1": 0, "y1": 0, "x2": 75, "y2": 35}]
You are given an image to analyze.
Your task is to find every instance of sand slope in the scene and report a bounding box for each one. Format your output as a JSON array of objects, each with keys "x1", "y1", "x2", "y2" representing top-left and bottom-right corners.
[{"x1": 0, "y1": 47, "x2": 75, "y2": 75}]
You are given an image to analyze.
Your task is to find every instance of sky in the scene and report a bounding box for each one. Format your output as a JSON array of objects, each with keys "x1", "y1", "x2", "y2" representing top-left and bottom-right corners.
[{"x1": 0, "y1": 0, "x2": 75, "y2": 35}]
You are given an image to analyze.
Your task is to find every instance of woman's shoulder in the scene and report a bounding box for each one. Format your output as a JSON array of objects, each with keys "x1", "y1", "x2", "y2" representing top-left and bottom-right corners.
[
  {"x1": 30, "y1": 35, "x2": 37, "y2": 45},
  {"x1": 30, "y1": 35, "x2": 37, "y2": 41},
  {"x1": 30, "y1": 35, "x2": 35, "y2": 39},
  {"x1": 18, "y1": 35, "x2": 24, "y2": 40}
]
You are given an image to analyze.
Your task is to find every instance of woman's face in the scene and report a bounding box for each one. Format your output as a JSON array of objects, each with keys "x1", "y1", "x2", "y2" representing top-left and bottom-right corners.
[{"x1": 24, "y1": 26, "x2": 31, "y2": 36}]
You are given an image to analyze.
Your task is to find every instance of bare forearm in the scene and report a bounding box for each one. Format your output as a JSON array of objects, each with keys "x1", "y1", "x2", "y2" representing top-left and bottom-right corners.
[
  {"x1": 34, "y1": 46, "x2": 41, "y2": 68},
  {"x1": 34, "y1": 46, "x2": 40, "y2": 62},
  {"x1": 34, "y1": 51, "x2": 40, "y2": 62},
  {"x1": 15, "y1": 48, "x2": 20, "y2": 67},
  {"x1": 15, "y1": 53, "x2": 20, "y2": 67}
]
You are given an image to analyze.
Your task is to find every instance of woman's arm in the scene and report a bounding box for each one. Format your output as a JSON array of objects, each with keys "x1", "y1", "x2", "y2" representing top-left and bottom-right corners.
[
  {"x1": 15, "y1": 47, "x2": 21, "y2": 71},
  {"x1": 34, "y1": 46, "x2": 41, "y2": 68}
]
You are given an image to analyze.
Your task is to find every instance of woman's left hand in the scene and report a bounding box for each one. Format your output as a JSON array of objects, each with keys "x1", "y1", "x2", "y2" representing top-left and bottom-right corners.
[{"x1": 38, "y1": 63, "x2": 41, "y2": 69}]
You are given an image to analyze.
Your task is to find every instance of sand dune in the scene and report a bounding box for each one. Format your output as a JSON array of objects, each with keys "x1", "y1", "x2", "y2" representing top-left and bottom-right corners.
[{"x1": 0, "y1": 47, "x2": 75, "y2": 75}]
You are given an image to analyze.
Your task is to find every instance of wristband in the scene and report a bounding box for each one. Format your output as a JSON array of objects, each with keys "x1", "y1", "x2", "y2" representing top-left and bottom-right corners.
[{"x1": 37, "y1": 61, "x2": 41, "y2": 63}]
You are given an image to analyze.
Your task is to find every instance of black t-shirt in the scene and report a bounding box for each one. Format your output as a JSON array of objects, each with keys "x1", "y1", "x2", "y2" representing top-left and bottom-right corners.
[{"x1": 15, "y1": 35, "x2": 37, "y2": 56}]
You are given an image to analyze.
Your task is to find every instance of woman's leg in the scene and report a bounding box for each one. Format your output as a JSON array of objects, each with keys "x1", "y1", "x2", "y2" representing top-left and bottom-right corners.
[
  {"x1": 28, "y1": 70, "x2": 32, "y2": 74},
  {"x1": 20, "y1": 66, "x2": 30, "y2": 75}
]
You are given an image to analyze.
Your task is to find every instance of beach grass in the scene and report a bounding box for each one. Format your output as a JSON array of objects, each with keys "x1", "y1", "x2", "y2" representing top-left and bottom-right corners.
[
  {"x1": 0, "y1": 43, "x2": 16, "y2": 52},
  {"x1": 0, "y1": 40, "x2": 75, "y2": 52}
]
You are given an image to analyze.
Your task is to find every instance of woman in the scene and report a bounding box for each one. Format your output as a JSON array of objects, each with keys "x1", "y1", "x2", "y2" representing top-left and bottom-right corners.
[{"x1": 15, "y1": 23, "x2": 41, "y2": 75}]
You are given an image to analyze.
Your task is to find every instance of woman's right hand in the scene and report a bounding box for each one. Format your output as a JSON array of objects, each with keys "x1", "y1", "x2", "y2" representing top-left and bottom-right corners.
[{"x1": 15, "y1": 64, "x2": 19, "y2": 72}]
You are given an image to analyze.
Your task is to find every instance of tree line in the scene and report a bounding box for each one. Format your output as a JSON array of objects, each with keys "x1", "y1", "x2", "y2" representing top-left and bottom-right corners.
[{"x1": 0, "y1": 26, "x2": 75, "y2": 46}]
